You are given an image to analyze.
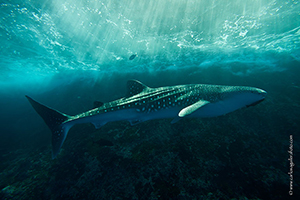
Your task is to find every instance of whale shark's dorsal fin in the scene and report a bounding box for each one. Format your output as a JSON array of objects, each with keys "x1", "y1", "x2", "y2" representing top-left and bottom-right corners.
[{"x1": 126, "y1": 80, "x2": 149, "y2": 97}]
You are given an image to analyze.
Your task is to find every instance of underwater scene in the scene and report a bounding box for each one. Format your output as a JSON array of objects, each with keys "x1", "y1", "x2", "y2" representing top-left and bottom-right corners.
[{"x1": 0, "y1": 0, "x2": 299, "y2": 199}]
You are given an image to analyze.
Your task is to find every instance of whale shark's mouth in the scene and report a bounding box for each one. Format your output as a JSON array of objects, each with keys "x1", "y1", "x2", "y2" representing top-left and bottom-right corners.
[{"x1": 246, "y1": 98, "x2": 265, "y2": 107}]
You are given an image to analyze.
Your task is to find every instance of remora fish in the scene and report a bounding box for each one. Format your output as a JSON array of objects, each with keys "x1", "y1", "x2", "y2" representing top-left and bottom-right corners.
[{"x1": 26, "y1": 80, "x2": 267, "y2": 158}]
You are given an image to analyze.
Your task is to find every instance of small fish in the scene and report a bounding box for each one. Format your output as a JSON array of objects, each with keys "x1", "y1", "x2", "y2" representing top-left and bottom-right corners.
[{"x1": 129, "y1": 54, "x2": 137, "y2": 60}]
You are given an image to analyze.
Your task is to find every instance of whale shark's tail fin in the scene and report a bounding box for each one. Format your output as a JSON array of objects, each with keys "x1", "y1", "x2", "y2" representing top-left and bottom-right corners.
[{"x1": 25, "y1": 95, "x2": 73, "y2": 159}]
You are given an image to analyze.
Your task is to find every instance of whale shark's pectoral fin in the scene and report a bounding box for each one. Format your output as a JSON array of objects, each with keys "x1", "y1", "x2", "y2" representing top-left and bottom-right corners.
[
  {"x1": 178, "y1": 100, "x2": 210, "y2": 117},
  {"x1": 171, "y1": 100, "x2": 210, "y2": 123}
]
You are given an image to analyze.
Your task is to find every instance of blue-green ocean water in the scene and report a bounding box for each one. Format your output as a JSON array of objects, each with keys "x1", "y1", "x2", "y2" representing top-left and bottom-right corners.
[{"x1": 0, "y1": 0, "x2": 299, "y2": 199}]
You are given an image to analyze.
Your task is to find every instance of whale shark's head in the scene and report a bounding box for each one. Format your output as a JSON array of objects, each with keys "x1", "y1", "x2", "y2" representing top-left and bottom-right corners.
[
  {"x1": 223, "y1": 86, "x2": 267, "y2": 108},
  {"x1": 184, "y1": 85, "x2": 267, "y2": 118},
  {"x1": 244, "y1": 88, "x2": 267, "y2": 107}
]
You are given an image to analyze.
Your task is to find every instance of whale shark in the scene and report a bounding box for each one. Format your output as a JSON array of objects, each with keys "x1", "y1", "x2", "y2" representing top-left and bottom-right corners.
[{"x1": 26, "y1": 80, "x2": 267, "y2": 158}]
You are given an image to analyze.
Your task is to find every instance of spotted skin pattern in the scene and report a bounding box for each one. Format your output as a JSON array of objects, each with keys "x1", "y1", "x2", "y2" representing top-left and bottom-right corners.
[{"x1": 73, "y1": 80, "x2": 263, "y2": 120}]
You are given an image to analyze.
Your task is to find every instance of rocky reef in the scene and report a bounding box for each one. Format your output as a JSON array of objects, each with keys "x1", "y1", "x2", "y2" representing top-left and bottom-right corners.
[{"x1": 0, "y1": 92, "x2": 299, "y2": 200}]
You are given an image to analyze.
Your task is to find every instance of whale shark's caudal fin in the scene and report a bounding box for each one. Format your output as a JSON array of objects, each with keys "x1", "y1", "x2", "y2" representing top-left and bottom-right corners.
[{"x1": 25, "y1": 95, "x2": 72, "y2": 159}]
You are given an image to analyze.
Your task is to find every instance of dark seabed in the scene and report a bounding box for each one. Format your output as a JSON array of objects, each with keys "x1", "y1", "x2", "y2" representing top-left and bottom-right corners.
[{"x1": 0, "y1": 0, "x2": 300, "y2": 199}]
